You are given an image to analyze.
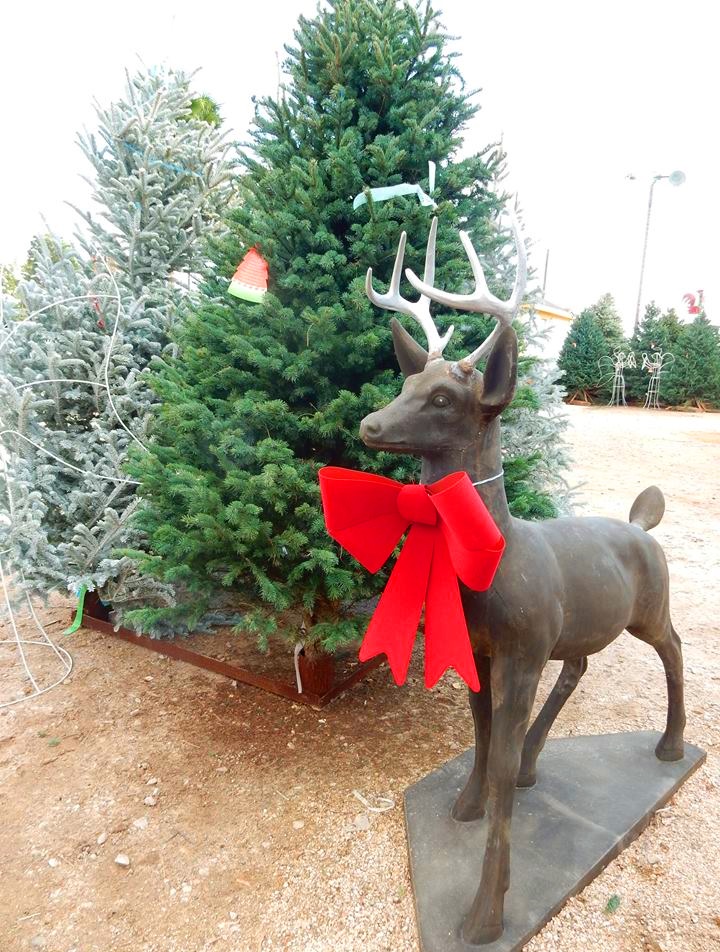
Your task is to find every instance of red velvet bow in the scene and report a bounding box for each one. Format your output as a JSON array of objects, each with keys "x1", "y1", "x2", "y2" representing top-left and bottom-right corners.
[{"x1": 318, "y1": 467, "x2": 505, "y2": 691}]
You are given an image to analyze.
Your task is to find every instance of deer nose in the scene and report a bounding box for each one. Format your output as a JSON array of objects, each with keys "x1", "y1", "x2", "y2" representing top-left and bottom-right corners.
[{"x1": 359, "y1": 414, "x2": 382, "y2": 444}]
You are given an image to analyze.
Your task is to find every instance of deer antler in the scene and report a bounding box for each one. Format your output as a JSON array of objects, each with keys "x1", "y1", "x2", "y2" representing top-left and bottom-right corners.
[
  {"x1": 365, "y1": 217, "x2": 454, "y2": 360},
  {"x1": 405, "y1": 212, "x2": 527, "y2": 372}
]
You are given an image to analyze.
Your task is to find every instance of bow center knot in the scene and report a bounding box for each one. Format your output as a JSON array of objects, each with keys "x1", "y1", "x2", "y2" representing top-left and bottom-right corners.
[{"x1": 397, "y1": 484, "x2": 437, "y2": 526}]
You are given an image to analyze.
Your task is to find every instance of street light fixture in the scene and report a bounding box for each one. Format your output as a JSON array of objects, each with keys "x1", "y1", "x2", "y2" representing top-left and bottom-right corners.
[{"x1": 630, "y1": 170, "x2": 686, "y2": 334}]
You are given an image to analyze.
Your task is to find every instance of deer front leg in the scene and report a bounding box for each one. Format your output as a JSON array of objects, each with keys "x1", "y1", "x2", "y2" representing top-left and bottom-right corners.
[
  {"x1": 452, "y1": 655, "x2": 492, "y2": 821},
  {"x1": 462, "y1": 655, "x2": 542, "y2": 946}
]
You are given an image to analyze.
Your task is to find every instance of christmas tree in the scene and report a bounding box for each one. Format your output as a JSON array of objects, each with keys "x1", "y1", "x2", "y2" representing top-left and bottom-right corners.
[
  {"x1": 558, "y1": 308, "x2": 610, "y2": 401},
  {"x1": 587, "y1": 292, "x2": 625, "y2": 351},
  {"x1": 127, "y1": 0, "x2": 569, "y2": 648},
  {"x1": 664, "y1": 315, "x2": 720, "y2": 408},
  {"x1": 626, "y1": 301, "x2": 682, "y2": 402},
  {"x1": 0, "y1": 68, "x2": 232, "y2": 616}
]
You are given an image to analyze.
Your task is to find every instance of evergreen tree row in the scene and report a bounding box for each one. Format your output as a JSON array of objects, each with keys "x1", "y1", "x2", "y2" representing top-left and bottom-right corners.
[{"x1": 558, "y1": 294, "x2": 720, "y2": 409}]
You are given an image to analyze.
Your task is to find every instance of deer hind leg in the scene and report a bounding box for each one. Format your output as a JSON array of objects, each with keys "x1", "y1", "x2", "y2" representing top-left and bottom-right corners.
[
  {"x1": 452, "y1": 655, "x2": 492, "y2": 822},
  {"x1": 630, "y1": 621, "x2": 686, "y2": 761},
  {"x1": 517, "y1": 657, "x2": 588, "y2": 788},
  {"x1": 462, "y1": 655, "x2": 542, "y2": 945}
]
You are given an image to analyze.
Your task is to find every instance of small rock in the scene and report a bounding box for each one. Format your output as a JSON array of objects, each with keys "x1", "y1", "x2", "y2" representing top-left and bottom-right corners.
[
  {"x1": 97, "y1": 832, "x2": 107, "y2": 846},
  {"x1": 261, "y1": 841, "x2": 271, "y2": 849},
  {"x1": 229, "y1": 911, "x2": 238, "y2": 921},
  {"x1": 199, "y1": 866, "x2": 210, "y2": 877},
  {"x1": 354, "y1": 814, "x2": 371, "y2": 831},
  {"x1": 292, "y1": 820, "x2": 304, "y2": 830},
  {"x1": 144, "y1": 676, "x2": 153, "y2": 682},
  {"x1": 645, "y1": 939, "x2": 667, "y2": 952},
  {"x1": 146, "y1": 777, "x2": 159, "y2": 786},
  {"x1": 47, "y1": 858, "x2": 60, "y2": 868},
  {"x1": 133, "y1": 817, "x2": 149, "y2": 830},
  {"x1": 181, "y1": 882, "x2": 192, "y2": 894},
  {"x1": 114, "y1": 854, "x2": 131, "y2": 868},
  {"x1": 30, "y1": 936, "x2": 47, "y2": 949},
  {"x1": 144, "y1": 796, "x2": 158, "y2": 807},
  {"x1": 216, "y1": 766, "x2": 228, "y2": 774}
]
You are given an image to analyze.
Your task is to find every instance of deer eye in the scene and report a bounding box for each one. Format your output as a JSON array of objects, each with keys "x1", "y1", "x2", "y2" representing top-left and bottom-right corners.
[{"x1": 432, "y1": 393, "x2": 451, "y2": 408}]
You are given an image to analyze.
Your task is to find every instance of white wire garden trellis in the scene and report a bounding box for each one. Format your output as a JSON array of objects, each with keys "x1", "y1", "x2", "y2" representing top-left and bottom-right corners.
[
  {"x1": 0, "y1": 557, "x2": 73, "y2": 710},
  {"x1": 642, "y1": 351, "x2": 675, "y2": 409},
  {"x1": 598, "y1": 351, "x2": 636, "y2": 407}
]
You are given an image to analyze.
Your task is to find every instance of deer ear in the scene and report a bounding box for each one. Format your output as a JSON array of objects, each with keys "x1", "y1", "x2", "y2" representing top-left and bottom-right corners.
[
  {"x1": 391, "y1": 318, "x2": 428, "y2": 377},
  {"x1": 481, "y1": 325, "x2": 518, "y2": 409}
]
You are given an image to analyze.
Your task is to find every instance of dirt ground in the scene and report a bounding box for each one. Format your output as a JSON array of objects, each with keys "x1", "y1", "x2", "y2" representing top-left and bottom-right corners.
[{"x1": 1, "y1": 405, "x2": 719, "y2": 952}]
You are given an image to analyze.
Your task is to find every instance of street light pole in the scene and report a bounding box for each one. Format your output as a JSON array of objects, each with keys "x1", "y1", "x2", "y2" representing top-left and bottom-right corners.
[
  {"x1": 634, "y1": 175, "x2": 664, "y2": 334},
  {"x1": 632, "y1": 170, "x2": 686, "y2": 335}
]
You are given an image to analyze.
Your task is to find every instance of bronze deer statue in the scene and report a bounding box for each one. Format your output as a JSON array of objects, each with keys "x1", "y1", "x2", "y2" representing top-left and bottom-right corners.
[{"x1": 359, "y1": 216, "x2": 686, "y2": 945}]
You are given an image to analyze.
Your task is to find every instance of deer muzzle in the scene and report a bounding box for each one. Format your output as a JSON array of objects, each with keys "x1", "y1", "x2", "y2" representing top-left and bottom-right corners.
[{"x1": 359, "y1": 411, "x2": 383, "y2": 446}]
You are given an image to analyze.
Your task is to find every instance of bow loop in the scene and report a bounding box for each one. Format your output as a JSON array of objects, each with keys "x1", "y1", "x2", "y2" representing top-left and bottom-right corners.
[
  {"x1": 397, "y1": 484, "x2": 437, "y2": 525},
  {"x1": 429, "y1": 472, "x2": 505, "y2": 590},
  {"x1": 318, "y1": 466, "x2": 506, "y2": 691}
]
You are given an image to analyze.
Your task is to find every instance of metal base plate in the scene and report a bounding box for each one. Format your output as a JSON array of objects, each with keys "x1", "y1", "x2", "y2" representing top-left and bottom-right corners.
[{"x1": 404, "y1": 731, "x2": 705, "y2": 952}]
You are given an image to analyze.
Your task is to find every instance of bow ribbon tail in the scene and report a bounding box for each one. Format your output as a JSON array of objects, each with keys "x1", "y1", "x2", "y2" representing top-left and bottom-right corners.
[
  {"x1": 358, "y1": 524, "x2": 435, "y2": 685},
  {"x1": 424, "y1": 531, "x2": 481, "y2": 691}
]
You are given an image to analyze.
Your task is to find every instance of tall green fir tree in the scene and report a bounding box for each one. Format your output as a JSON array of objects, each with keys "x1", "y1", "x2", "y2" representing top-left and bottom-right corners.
[
  {"x1": 128, "y1": 0, "x2": 569, "y2": 649},
  {"x1": 663, "y1": 315, "x2": 720, "y2": 408},
  {"x1": 626, "y1": 301, "x2": 682, "y2": 401},
  {"x1": 0, "y1": 68, "x2": 232, "y2": 616},
  {"x1": 587, "y1": 292, "x2": 625, "y2": 351},
  {"x1": 558, "y1": 308, "x2": 610, "y2": 401}
]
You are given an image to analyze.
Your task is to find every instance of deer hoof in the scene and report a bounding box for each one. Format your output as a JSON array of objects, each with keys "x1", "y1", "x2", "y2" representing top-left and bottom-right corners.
[
  {"x1": 451, "y1": 792, "x2": 486, "y2": 822},
  {"x1": 461, "y1": 920, "x2": 504, "y2": 945},
  {"x1": 655, "y1": 738, "x2": 684, "y2": 762},
  {"x1": 516, "y1": 770, "x2": 537, "y2": 788}
]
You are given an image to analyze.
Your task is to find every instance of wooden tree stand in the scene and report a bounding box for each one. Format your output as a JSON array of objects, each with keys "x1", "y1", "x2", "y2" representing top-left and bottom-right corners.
[{"x1": 78, "y1": 592, "x2": 384, "y2": 709}]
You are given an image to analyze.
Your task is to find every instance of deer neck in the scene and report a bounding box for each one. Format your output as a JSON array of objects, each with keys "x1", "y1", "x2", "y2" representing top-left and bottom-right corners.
[{"x1": 419, "y1": 417, "x2": 512, "y2": 534}]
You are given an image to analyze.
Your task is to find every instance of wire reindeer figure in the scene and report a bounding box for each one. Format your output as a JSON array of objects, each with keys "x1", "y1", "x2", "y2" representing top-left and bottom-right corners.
[
  {"x1": 642, "y1": 351, "x2": 675, "y2": 409},
  {"x1": 598, "y1": 351, "x2": 637, "y2": 406}
]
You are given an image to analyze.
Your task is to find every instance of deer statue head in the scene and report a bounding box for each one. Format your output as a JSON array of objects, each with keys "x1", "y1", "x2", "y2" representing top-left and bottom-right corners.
[{"x1": 359, "y1": 215, "x2": 527, "y2": 463}]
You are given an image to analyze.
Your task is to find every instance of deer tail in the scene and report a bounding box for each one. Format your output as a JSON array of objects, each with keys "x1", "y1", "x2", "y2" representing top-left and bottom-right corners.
[{"x1": 629, "y1": 485, "x2": 665, "y2": 531}]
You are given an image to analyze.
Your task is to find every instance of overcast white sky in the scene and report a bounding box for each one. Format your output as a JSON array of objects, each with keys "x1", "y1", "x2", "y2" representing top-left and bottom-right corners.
[{"x1": 1, "y1": 0, "x2": 717, "y2": 332}]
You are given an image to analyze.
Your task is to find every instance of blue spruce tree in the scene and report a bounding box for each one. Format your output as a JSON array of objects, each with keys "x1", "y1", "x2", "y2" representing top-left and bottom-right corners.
[{"x1": 0, "y1": 68, "x2": 232, "y2": 617}]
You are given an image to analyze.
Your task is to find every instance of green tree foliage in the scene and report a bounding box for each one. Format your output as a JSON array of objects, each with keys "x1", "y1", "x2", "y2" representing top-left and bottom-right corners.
[
  {"x1": 663, "y1": 315, "x2": 720, "y2": 408},
  {"x1": 587, "y1": 293, "x2": 625, "y2": 350},
  {"x1": 626, "y1": 301, "x2": 683, "y2": 401},
  {"x1": 558, "y1": 309, "x2": 610, "y2": 401},
  {"x1": 189, "y1": 95, "x2": 222, "y2": 126},
  {"x1": 1, "y1": 263, "x2": 20, "y2": 296},
  {"x1": 128, "y1": 0, "x2": 569, "y2": 648}
]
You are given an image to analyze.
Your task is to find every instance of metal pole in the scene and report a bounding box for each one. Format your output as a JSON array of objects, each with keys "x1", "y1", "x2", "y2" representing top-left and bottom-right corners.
[
  {"x1": 634, "y1": 175, "x2": 666, "y2": 334},
  {"x1": 542, "y1": 249, "x2": 550, "y2": 298}
]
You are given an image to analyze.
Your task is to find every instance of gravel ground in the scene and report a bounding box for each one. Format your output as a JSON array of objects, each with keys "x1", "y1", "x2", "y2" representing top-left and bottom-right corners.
[{"x1": 1, "y1": 405, "x2": 719, "y2": 952}]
